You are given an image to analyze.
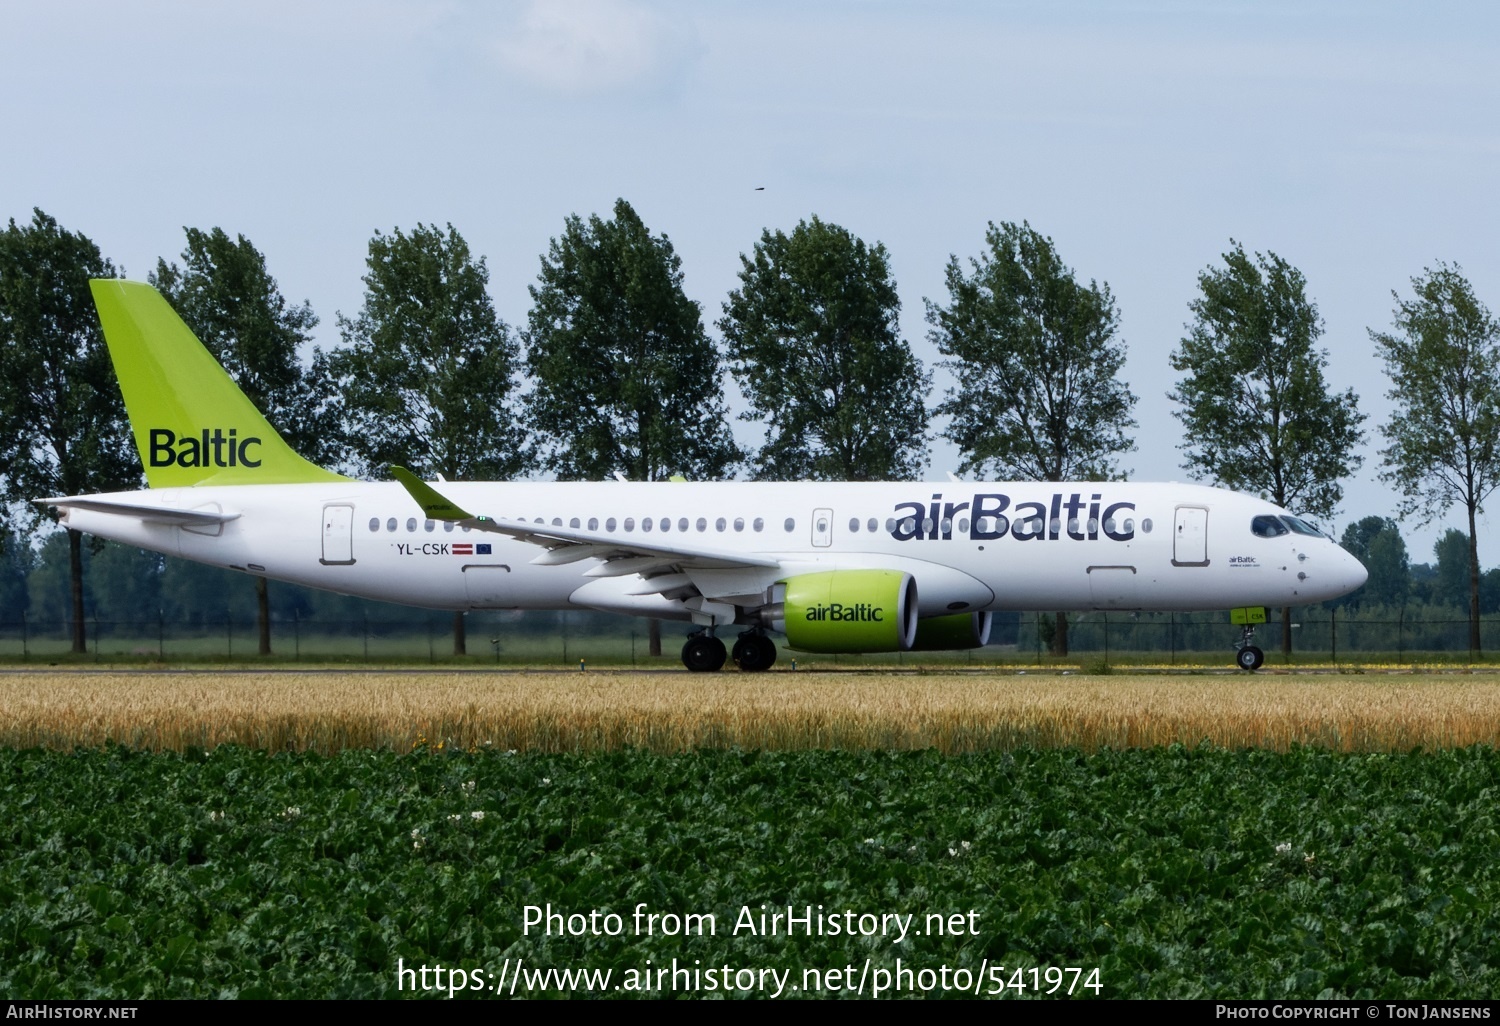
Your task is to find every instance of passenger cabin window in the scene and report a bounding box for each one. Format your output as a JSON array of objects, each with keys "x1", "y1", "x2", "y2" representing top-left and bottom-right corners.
[
  {"x1": 588, "y1": 518, "x2": 599, "y2": 530},
  {"x1": 753, "y1": 518, "x2": 765, "y2": 532},
  {"x1": 386, "y1": 518, "x2": 397, "y2": 532},
  {"x1": 1252, "y1": 515, "x2": 1289, "y2": 538},
  {"x1": 368, "y1": 518, "x2": 379, "y2": 532}
]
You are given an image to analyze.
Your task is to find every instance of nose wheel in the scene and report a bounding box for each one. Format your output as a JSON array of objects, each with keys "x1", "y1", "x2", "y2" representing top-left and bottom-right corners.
[{"x1": 1235, "y1": 622, "x2": 1264, "y2": 671}]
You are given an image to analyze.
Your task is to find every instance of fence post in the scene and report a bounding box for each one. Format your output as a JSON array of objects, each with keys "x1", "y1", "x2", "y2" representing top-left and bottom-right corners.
[
  {"x1": 226, "y1": 609, "x2": 231, "y2": 658},
  {"x1": 294, "y1": 609, "x2": 301, "y2": 661},
  {"x1": 1170, "y1": 612, "x2": 1176, "y2": 666},
  {"x1": 363, "y1": 614, "x2": 369, "y2": 661},
  {"x1": 1398, "y1": 607, "x2": 1404, "y2": 661},
  {"x1": 428, "y1": 617, "x2": 434, "y2": 664},
  {"x1": 20, "y1": 611, "x2": 26, "y2": 661},
  {"x1": 1103, "y1": 611, "x2": 1109, "y2": 667},
  {"x1": 93, "y1": 618, "x2": 100, "y2": 659},
  {"x1": 158, "y1": 610, "x2": 164, "y2": 660},
  {"x1": 1331, "y1": 606, "x2": 1337, "y2": 665}
]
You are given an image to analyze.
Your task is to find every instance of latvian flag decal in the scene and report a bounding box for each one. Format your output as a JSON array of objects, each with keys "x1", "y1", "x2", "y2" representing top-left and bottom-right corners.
[{"x1": 453, "y1": 543, "x2": 492, "y2": 556}]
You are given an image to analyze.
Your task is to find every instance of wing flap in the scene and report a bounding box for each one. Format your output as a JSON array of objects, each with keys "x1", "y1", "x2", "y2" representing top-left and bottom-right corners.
[{"x1": 390, "y1": 466, "x2": 780, "y2": 572}]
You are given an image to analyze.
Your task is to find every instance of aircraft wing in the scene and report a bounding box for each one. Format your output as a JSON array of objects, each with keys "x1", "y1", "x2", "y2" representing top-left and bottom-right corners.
[
  {"x1": 36, "y1": 496, "x2": 241, "y2": 526},
  {"x1": 390, "y1": 467, "x2": 780, "y2": 574}
]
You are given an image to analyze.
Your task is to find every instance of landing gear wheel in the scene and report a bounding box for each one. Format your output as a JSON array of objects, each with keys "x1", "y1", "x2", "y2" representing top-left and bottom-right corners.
[
  {"x1": 1236, "y1": 645, "x2": 1264, "y2": 672},
  {"x1": 682, "y1": 635, "x2": 727, "y2": 672},
  {"x1": 734, "y1": 633, "x2": 778, "y2": 672}
]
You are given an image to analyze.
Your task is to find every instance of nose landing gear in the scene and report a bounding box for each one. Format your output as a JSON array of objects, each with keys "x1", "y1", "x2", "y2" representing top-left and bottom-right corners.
[
  {"x1": 1235, "y1": 625, "x2": 1265, "y2": 671},
  {"x1": 1230, "y1": 606, "x2": 1267, "y2": 671}
]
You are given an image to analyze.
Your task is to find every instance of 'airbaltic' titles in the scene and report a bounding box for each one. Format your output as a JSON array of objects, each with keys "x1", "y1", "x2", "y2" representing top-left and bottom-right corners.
[
  {"x1": 891, "y1": 492, "x2": 1138, "y2": 542},
  {"x1": 149, "y1": 427, "x2": 262, "y2": 468},
  {"x1": 804, "y1": 602, "x2": 883, "y2": 622}
]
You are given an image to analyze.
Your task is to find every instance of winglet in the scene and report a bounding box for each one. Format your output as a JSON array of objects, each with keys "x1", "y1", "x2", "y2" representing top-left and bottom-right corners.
[{"x1": 390, "y1": 466, "x2": 472, "y2": 520}]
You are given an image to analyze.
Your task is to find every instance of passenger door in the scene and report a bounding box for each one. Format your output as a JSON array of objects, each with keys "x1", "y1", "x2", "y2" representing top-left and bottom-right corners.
[{"x1": 1172, "y1": 506, "x2": 1209, "y2": 567}]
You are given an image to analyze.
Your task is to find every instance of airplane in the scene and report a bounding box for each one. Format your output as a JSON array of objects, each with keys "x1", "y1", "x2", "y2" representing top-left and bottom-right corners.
[{"x1": 39, "y1": 280, "x2": 1369, "y2": 673}]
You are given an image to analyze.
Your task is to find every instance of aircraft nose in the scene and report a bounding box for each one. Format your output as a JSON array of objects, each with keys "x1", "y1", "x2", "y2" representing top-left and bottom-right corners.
[{"x1": 1336, "y1": 544, "x2": 1368, "y2": 595}]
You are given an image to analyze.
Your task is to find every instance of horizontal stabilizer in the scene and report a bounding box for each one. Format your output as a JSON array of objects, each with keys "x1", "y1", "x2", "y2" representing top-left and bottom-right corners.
[{"x1": 37, "y1": 496, "x2": 240, "y2": 526}]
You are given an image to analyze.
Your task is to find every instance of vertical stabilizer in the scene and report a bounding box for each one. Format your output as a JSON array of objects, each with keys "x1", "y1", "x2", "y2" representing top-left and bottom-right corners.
[{"x1": 89, "y1": 279, "x2": 347, "y2": 487}]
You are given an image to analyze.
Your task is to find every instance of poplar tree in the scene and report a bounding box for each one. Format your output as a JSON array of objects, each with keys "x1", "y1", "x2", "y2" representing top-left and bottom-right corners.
[
  {"x1": 152, "y1": 227, "x2": 344, "y2": 654},
  {"x1": 1170, "y1": 242, "x2": 1365, "y2": 655},
  {"x1": 330, "y1": 223, "x2": 530, "y2": 654},
  {"x1": 525, "y1": 199, "x2": 740, "y2": 482},
  {"x1": 0, "y1": 209, "x2": 138, "y2": 652},
  {"x1": 927, "y1": 221, "x2": 1137, "y2": 656},
  {"x1": 1373, "y1": 264, "x2": 1500, "y2": 654},
  {"x1": 719, "y1": 216, "x2": 930, "y2": 482}
]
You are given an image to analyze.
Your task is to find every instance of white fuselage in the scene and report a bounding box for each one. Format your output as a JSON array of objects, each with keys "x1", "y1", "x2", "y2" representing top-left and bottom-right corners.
[{"x1": 54, "y1": 479, "x2": 1369, "y2": 622}]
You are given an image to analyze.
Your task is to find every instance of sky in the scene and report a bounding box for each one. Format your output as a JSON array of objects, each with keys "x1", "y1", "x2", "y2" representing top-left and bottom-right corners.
[{"x1": 3, "y1": 0, "x2": 1498, "y2": 564}]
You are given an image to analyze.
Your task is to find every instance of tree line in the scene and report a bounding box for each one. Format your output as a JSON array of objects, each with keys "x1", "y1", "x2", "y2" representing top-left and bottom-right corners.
[{"x1": 1, "y1": 204, "x2": 1497, "y2": 657}]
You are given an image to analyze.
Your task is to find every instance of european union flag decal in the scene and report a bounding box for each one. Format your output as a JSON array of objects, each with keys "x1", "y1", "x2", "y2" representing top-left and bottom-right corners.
[{"x1": 477, "y1": 544, "x2": 492, "y2": 555}]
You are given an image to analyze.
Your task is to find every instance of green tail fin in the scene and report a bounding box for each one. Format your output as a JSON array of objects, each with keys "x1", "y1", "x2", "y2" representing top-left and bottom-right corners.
[{"x1": 90, "y1": 280, "x2": 348, "y2": 487}]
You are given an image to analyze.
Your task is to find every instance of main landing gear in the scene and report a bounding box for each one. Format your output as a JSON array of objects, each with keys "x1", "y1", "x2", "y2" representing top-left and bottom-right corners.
[
  {"x1": 681, "y1": 632, "x2": 727, "y2": 673},
  {"x1": 732, "y1": 631, "x2": 777, "y2": 672},
  {"x1": 681, "y1": 629, "x2": 778, "y2": 672},
  {"x1": 1236, "y1": 624, "x2": 1265, "y2": 672}
]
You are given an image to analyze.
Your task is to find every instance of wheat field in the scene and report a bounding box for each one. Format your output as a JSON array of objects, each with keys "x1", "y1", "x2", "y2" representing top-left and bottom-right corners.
[{"x1": 2, "y1": 669, "x2": 1499, "y2": 753}]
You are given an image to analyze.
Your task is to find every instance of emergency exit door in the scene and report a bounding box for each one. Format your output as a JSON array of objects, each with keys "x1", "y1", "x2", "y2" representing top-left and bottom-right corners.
[{"x1": 812, "y1": 508, "x2": 833, "y2": 547}]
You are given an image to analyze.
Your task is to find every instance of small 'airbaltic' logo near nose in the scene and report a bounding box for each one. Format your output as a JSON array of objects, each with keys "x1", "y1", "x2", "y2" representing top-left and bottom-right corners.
[{"x1": 149, "y1": 428, "x2": 262, "y2": 468}]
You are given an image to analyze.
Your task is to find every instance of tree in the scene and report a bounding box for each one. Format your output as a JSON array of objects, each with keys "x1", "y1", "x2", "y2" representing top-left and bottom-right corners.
[
  {"x1": 0, "y1": 209, "x2": 139, "y2": 652},
  {"x1": 719, "y1": 216, "x2": 930, "y2": 481},
  {"x1": 330, "y1": 223, "x2": 531, "y2": 654},
  {"x1": 525, "y1": 199, "x2": 741, "y2": 658},
  {"x1": 524, "y1": 199, "x2": 740, "y2": 482},
  {"x1": 1432, "y1": 528, "x2": 1471, "y2": 612},
  {"x1": 1372, "y1": 264, "x2": 1500, "y2": 655},
  {"x1": 1337, "y1": 516, "x2": 1410, "y2": 609},
  {"x1": 1170, "y1": 241, "x2": 1365, "y2": 654},
  {"x1": 151, "y1": 227, "x2": 345, "y2": 654},
  {"x1": 927, "y1": 221, "x2": 1137, "y2": 656}
]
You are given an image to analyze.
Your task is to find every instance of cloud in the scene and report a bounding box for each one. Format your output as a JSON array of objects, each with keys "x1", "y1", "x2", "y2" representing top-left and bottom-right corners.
[{"x1": 492, "y1": 0, "x2": 693, "y2": 96}]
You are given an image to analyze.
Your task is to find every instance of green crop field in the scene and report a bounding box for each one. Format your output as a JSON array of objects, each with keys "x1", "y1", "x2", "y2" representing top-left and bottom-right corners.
[
  {"x1": 2, "y1": 744, "x2": 1498, "y2": 999},
  {"x1": 3, "y1": 670, "x2": 1498, "y2": 999}
]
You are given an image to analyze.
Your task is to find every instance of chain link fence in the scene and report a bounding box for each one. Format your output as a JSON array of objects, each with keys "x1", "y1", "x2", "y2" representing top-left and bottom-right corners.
[{"x1": 2, "y1": 609, "x2": 1497, "y2": 665}]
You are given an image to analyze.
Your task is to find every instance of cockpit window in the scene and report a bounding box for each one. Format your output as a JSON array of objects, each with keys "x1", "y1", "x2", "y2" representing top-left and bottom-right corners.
[
  {"x1": 1281, "y1": 516, "x2": 1324, "y2": 538},
  {"x1": 1251, "y1": 515, "x2": 1289, "y2": 538}
]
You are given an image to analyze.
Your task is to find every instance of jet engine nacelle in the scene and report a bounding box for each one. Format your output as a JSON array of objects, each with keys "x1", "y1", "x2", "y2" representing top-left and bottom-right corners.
[
  {"x1": 761, "y1": 569, "x2": 918, "y2": 653},
  {"x1": 910, "y1": 611, "x2": 993, "y2": 651}
]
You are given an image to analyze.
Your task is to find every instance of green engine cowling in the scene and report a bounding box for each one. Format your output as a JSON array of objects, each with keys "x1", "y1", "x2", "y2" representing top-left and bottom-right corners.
[
  {"x1": 910, "y1": 611, "x2": 993, "y2": 651},
  {"x1": 762, "y1": 570, "x2": 918, "y2": 653}
]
